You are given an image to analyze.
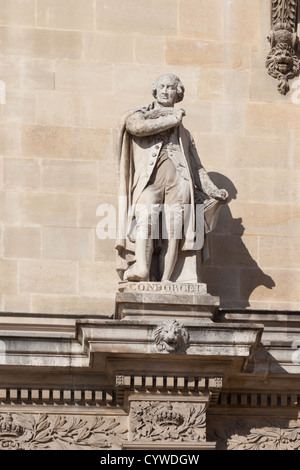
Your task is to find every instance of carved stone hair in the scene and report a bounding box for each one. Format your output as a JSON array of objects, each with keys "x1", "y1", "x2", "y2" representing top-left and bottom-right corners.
[{"x1": 152, "y1": 73, "x2": 185, "y2": 103}]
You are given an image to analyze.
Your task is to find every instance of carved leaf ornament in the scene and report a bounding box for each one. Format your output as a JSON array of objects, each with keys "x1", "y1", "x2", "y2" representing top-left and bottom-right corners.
[
  {"x1": 272, "y1": 0, "x2": 297, "y2": 29},
  {"x1": 212, "y1": 420, "x2": 300, "y2": 451},
  {"x1": 266, "y1": 0, "x2": 300, "y2": 94}
]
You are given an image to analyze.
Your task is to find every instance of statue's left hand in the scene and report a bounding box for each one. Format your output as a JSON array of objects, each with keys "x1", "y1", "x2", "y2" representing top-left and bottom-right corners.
[{"x1": 211, "y1": 189, "x2": 229, "y2": 202}]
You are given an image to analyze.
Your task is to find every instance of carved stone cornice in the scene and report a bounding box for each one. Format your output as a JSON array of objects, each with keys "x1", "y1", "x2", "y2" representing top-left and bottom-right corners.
[{"x1": 266, "y1": 0, "x2": 300, "y2": 94}]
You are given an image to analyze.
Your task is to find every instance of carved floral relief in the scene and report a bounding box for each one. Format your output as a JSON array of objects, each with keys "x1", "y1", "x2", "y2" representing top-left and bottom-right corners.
[
  {"x1": 211, "y1": 420, "x2": 300, "y2": 450},
  {"x1": 0, "y1": 413, "x2": 127, "y2": 450}
]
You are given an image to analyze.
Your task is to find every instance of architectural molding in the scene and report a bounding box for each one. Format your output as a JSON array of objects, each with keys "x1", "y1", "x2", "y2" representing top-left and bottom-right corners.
[
  {"x1": 115, "y1": 281, "x2": 219, "y2": 321},
  {"x1": 216, "y1": 391, "x2": 300, "y2": 409},
  {"x1": 129, "y1": 399, "x2": 207, "y2": 444}
]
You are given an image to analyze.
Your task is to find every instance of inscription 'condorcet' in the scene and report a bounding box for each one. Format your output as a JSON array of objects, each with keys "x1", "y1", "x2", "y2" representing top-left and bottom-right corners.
[{"x1": 122, "y1": 282, "x2": 207, "y2": 294}]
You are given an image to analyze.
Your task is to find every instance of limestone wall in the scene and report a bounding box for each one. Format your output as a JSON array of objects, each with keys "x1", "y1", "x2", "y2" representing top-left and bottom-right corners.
[{"x1": 0, "y1": 0, "x2": 299, "y2": 314}]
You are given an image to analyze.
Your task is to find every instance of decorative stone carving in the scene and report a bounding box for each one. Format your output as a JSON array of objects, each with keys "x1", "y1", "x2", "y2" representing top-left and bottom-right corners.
[
  {"x1": 115, "y1": 73, "x2": 228, "y2": 284},
  {"x1": 130, "y1": 400, "x2": 206, "y2": 443},
  {"x1": 0, "y1": 413, "x2": 127, "y2": 450},
  {"x1": 266, "y1": 0, "x2": 300, "y2": 94},
  {"x1": 211, "y1": 420, "x2": 300, "y2": 450},
  {"x1": 0, "y1": 414, "x2": 24, "y2": 450},
  {"x1": 153, "y1": 319, "x2": 190, "y2": 353}
]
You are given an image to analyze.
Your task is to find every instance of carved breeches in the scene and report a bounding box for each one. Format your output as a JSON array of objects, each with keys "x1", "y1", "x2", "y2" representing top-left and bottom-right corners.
[{"x1": 134, "y1": 154, "x2": 190, "y2": 241}]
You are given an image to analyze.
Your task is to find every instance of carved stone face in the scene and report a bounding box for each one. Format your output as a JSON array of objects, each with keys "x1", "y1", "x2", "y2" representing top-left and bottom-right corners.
[
  {"x1": 274, "y1": 47, "x2": 293, "y2": 74},
  {"x1": 161, "y1": 324, "x2": 182, "y2": 352},
  {"x1": 155, "y1": 75, "x2": 178, "y2": 107},
  {"x1": 153, "y1": 319, "x2": 190, "y2": 354}
]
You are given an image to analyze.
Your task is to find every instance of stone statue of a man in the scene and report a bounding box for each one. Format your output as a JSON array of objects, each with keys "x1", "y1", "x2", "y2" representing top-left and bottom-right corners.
[{"x1": 115, "y1": 73, "x2": 228, "y2": 283}]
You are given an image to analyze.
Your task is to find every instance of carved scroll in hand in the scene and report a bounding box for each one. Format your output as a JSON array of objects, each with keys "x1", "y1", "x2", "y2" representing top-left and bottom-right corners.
[{"x1": 266, "y1": 0, "x2": 300, "y2": 94}]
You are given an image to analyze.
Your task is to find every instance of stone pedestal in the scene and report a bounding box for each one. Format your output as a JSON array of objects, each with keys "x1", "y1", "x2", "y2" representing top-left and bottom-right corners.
[{"x1": 115, "y1": 281, "x2": 220, "y2": 321}]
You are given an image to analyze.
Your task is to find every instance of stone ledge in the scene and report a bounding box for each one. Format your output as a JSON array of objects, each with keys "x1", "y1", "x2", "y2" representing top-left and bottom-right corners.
[
  {"x1": 0, "y1": 313, "x2": 78, "y2": 338},
  {"x1": 0, "y1": 312, "x2": 263, "y2": 370}
]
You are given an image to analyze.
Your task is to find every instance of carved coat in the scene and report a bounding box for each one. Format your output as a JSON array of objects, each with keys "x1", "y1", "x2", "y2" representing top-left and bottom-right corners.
[{"x1": 115, "y1": 104, "x2": 224, "y2": 278}]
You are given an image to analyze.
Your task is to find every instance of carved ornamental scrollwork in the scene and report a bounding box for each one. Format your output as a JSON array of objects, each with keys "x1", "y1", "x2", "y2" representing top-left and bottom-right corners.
[
  {"x1": 0, "y1": 413, "x2": 127, "y2": 450},
  {"x1": 266, "y1": 0, "x2": 300, "y2": 94},
  {"x1": 130, "y1": 400, "x2": 206, "y2": 444}
]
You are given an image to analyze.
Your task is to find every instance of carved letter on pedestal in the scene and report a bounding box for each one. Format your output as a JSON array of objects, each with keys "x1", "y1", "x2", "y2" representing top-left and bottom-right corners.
[{"x1": 266, "y1": 0, "x2": 300, "y2": 94}]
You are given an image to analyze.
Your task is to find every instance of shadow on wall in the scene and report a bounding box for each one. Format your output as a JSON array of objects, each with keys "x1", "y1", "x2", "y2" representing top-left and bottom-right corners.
[{"x1": 199, "y1": 172, "x2": 275, "y2": 308}]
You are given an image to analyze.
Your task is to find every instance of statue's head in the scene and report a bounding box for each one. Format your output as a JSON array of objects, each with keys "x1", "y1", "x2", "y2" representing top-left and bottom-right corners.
[{"x1": 152, "y1": 73, "x2": 185, "y2": 107}]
